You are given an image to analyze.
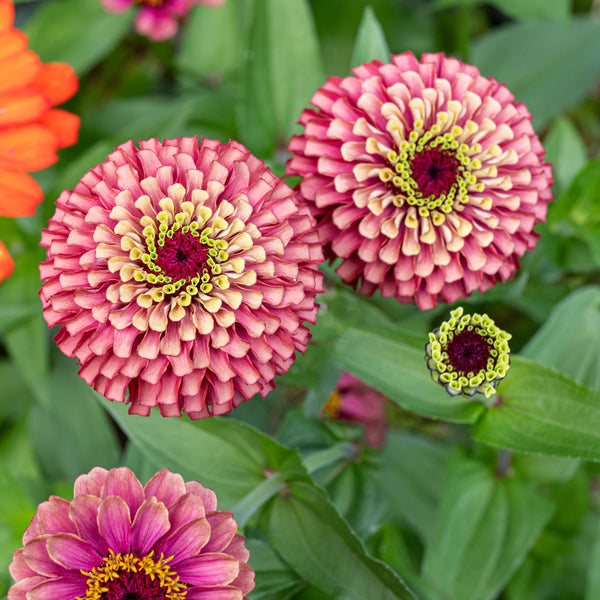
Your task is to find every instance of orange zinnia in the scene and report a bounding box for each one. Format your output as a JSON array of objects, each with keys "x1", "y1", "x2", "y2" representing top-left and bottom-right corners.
[{"x1": 0, "y1": 0, "x2": 80, "y2": 280}]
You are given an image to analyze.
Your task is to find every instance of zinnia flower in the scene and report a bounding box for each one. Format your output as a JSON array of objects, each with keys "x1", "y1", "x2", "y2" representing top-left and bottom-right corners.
[
  {"x1": 425, "y1": 306, "x2": 511, "y2": 398},
  {"x1": 101, "y1": 0, "x2": 226, "y2": 41},
  {"x1": 0, "y1": 0, "x2": 79, "y2": 281},
  {"x1": 8, "y1": 466, "x2": 255, "y2": 600},
  {"x1": 323, "y1": 372, "x2": 386, "y2": 448},
  {"x1": 40, "y1": 137, "x2": 323, "y2": 418},
  {"x1": 287, "y1": 52, "x2": 552, "y2": 310}
]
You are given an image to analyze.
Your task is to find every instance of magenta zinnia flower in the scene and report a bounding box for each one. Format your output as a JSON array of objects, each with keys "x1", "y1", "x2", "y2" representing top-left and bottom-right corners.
[
  {"x1": 323, "y1": 372, "x2": 386, "y2": 448},
  {"x1": 8, "y1": 467, "x2": 254, "y2": 600},
  {"x1": 101, "y1": 0, "x2": 225, "y2": 41},
  {"x1": 287, "y1": 52, "x2": 553, "y2": 310},
  {"x1": 40, "y1": 137, "x2": 323, "y2": 418}
]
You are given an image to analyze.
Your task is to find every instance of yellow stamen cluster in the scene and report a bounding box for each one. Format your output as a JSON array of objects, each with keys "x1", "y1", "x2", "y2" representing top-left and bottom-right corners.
[
  {"x1": 367, "y1": 120, "x2": 484, "y2": 222},
  {"x1": 77, "y1": 549, "x2": 187, "y2": 600}
]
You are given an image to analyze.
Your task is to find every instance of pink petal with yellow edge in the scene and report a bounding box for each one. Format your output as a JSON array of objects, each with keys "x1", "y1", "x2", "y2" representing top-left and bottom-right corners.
[
  {"x1": 131, "y1": 497, "x2": 170, "y2": 554},
  {"x1": 176, "y1": 553, "x2": 240, "y2": 586},
  {"x1": 73, "y1": 467, "x2": 108, "y2": 498},
  {"x1": 156, "y1": 518, "x2": 211, "y2": 563},
  {"x1": 186, "y1": 588, "x2": 243, "y2": 600},
  {"x1": 186, "y1": 481, "x2": 218, "y2": 511},
  {"x1": 202, "y1": 513, "x2": 237, "y2": 553},
  {"x1": 68, "y1": 495, "x2": 108, "y2": 556},
  {"x1": 45, "y1": 533, "x2": 101, "y2": 571},
  {"x1": 97, "y1": 497, "x2": 131, "y2": 554},
  {"x1": 144, "y1": 468, "x2": 187, "y2": 505},
  {"x1": 100, "y1": 467, "x2": 144, "y2": 516},
  {"x1": 25, "y1": 576, "x2": 87, "y2": 600},
  {"x1": 23, "y1": 536, "x2": 67, "y2": 578}
]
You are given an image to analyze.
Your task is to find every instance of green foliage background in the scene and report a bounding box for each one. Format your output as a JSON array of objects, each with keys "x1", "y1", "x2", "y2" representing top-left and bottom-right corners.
[{"x1": 2, "y1": 0, "x2": 600, "y2": 598}]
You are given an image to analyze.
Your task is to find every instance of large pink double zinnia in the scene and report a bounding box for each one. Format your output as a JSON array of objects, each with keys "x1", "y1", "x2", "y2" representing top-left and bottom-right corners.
[
  {"x1": 287, "y1": 52, "x2": 553, "y2": 310},
  {"x1": 8, "y1": 467, "x2": 254, "y2": 600},
  {"x1": 40, "y1": 137, "x2": 323, "y2": 418}
]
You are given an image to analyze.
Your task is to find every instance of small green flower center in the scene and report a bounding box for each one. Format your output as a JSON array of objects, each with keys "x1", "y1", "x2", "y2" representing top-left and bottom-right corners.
[{"x1": 425, "y1": 307, "x2": 511, "y2": 398}]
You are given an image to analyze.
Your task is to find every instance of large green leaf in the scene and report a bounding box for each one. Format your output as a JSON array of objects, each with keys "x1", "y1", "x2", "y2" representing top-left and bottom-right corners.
[
  {"x1": 266, "y1": 481, "x2": 416, "y2": 600},
  {"x1": 335, "y1": 327, "x2": 484, "y2": 423},
  {"x1": 381, "y1": 432, "x2": 451, "y2": 541},
  {"x1": 471, "y1": 18, "x2": 600, "y2": 130},
  {"x1": 238, "y1": 0, "x2": 323, "y2": 158},
  {"x1": 421, "y1": 454, "x2": 554, "y2": 600},
  {"x1": 104, "y1": 400, "x2": 306, "y2": 511},
  {"x1": 29, "y1": 355, "x2": 121, "y2": 480},
  {"x1": 543, "y1": 116, "x2": 588, "y2": 196},
  {"x1": 522, "y1": 286, "x2": 600, "y2": 391},
  {"x1": 435, "y1": 0, "x2": 569, "y2": 22},
  {"x1": 25, "y1": 0, "x2": 133, "y2": 75},
  {"x1": 472, "y1": 356, "x2": 600, "y2": 460},
  {"x1": 351, "y1": 6, "x2": 390, "y2": 68},
  {"x1": 177, "y1": 0, "x2": 242, "y2": 79},
  {"x1": 548, "y1": 154, "x2": 600, "y2": 267}
]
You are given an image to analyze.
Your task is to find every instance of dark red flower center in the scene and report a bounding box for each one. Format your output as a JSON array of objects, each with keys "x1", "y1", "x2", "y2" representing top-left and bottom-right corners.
[
  {"x1": 446, "y1": 329, "x2": 492, "y2": 375},
  {"x1": 135, "y1": 0, "x2": 166, "y2": 7},
  {"x1": 409, "y1": 147, "x2": 460, "y2": 197},
  {"x1": 154, "y1": 231, "x2": 208, "y2": 281}
]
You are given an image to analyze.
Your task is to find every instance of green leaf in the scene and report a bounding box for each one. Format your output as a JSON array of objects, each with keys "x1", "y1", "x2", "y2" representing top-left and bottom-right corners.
[
  {"x1": 266, "y1": 481, "x2": 416, "y2": 600},
  {"x1": 177, "y1": 0, "x2": 242, "y2": 79},
  {"x1": 29, "y1": 355, "x2": 121, "y2": 480},
  {"x1": 238, "y1": 0, "x2": 323, "y2": 158},
  {"x1": 25, "y1": 0, "x2": 133, "y2": 74},
  {"x1": 335, "y1": 327, "x2": 484, "y2": 423},
  {"x1": 543, "y1": 116, "x2": 588, "y2": 196},
  {"x1": 522, "y1": 286, "x2": 600, "y2": 391},
  {"x1": 586, "y1": 520, "x2": 600, "y2": 600},
  {"x1": 351, "y1": 6, "x2": 390, "y2": 68},
  {"x1": 548, "y1": 154, "x2": 600, "y2": 266},
  {"x1": 246, "y1": 535, "x2": 304, "y2": 599},
  {"x1": 422, "y1": 454, "x2": 554, "y2": 600},
  {"x1": 435, "y1": 0, "x2": 569, "y2": 22},
  {"x1": 471, "y1": 18, "x2": 600, "y2": 130},
  {"x1": 104, "y1": 400, "x2": 306, "y2": 510},
  {"x1": 472, "y1": 356, "x2": 600, "y2": 460},
  {"x1": 381, "y1": 432, "x2": 451, "y2": 541}
]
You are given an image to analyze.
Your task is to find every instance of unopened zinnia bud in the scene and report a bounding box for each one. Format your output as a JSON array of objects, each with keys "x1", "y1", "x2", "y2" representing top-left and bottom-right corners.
[{"x1": 425, "y1": 306, "x2": 511, "y2": 398}]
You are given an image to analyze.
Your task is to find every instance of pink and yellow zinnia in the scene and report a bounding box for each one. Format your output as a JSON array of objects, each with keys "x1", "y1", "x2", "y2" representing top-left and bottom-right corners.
[
  {"x1": 40, "y1": 137, "x2": 323, "y2": 418},
  {"x1": 287, "y1": 52, "x2": 553, "y2": 310},
  {"x1": 8, "y1": 467, "x2": 255, "y2": 600}
]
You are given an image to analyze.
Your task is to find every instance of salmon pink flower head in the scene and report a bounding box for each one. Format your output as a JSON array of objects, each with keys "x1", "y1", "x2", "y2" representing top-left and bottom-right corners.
[
  {"x1": 0, "y1": 0, "x2": 79, "y2": 281},
  {"x1": 40, "y1": 137, "x2": 323, "y2": 418},
  {"x1": 101, "y1": 0, "x2": 226, "y2": 41},
  {"x1": 287, "y1": 52, "x2": 553, "y2": 310},
  {"x1": 8, "y1": 466, "x2": 255, "y2": 600}
]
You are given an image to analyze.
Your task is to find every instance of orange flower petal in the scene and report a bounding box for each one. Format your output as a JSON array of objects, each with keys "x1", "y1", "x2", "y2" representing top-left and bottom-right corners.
[
  {"x1": 0, "y1": 124, "x2": 58, "y2": 171},
  {"x1": 31, "y1": 62, "x2": 78, "y2": 107},
  {"x1": 0, "y1": 30, "x2": 27, "y2": 61},
  {"x1": 0, "y1": 88, "x2": 49, "y2": 127},
  {"x1": 0, "y1": 0, "x2": 14, "y2": 33},
  {"x1": 38, "y1": 109, "x2": 80, "y2": 149},
  {"x1": 0, "y1": 50, "x2": 41, "y2": 95},
  {"x1": 0, "y1": 167, "x2": 43, "y2": 217},
  {"x1": 0, "y1": 239, "x2": 15, "y2": 282}
]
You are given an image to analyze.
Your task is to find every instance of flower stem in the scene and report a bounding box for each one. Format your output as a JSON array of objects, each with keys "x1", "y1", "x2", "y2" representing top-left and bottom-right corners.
[{"x1": 231, "y1": 442, "x2": 357, "y2": 527}]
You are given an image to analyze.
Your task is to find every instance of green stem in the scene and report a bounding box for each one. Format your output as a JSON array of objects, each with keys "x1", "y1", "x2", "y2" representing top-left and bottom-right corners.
[
  {"x1": 303, "y1": 442, "x2": 358, "y2": 474},
  {"x1": 231, "y1": 442, "x2": 357, "y2": 527}
]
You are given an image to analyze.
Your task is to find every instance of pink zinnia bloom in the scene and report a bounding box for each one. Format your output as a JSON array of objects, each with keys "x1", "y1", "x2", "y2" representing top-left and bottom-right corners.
[
  {"x1": 8, "y1": 467, "x2": 254, "y2": 600},
  {"x1": 323, "y1": 372, "x2": 386, "y2": 448},
  {"x1": 287, "y1": 52, "x2": 553, "y2": 310},
  {"x1": 40, "y1": 137, "x2": 323, "y2": 418},
  {"x1": 101, "y1": 0, "x2": 226, "y2": 41}
]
